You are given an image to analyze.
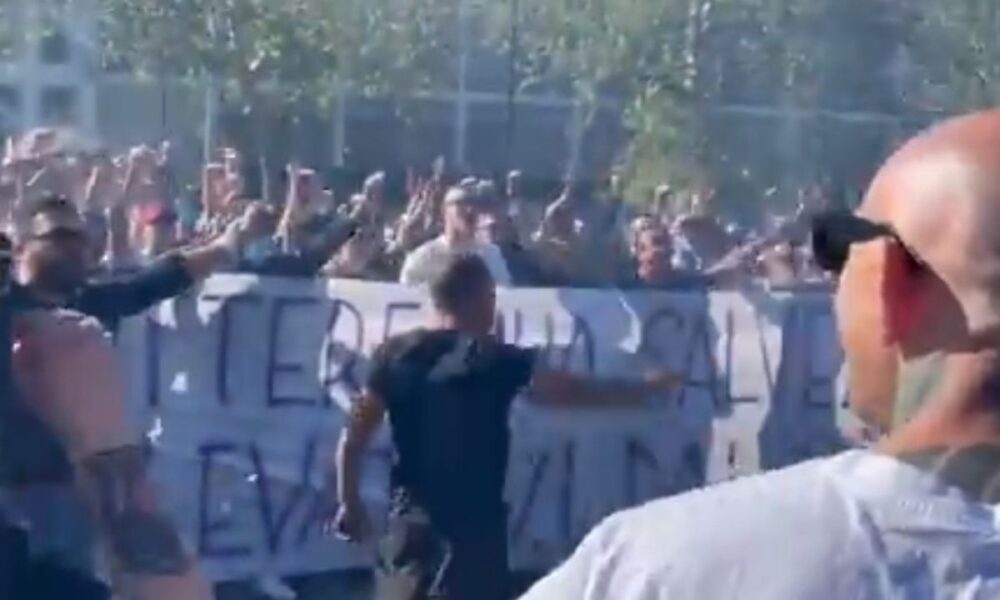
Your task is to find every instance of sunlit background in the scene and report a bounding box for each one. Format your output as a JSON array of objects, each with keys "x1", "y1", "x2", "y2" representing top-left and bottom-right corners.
[{"x1": 0, "y1": 1, "x2": 991, "y2": 223}]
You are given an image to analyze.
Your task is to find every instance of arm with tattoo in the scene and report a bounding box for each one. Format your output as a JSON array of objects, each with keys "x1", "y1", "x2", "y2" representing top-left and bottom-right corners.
[
  {"x1": 77, "y1": 445, "x2": 190, "y2": 576},
  {"x1": 13, "y1": 311, "x2": 213, "y2": 599}
]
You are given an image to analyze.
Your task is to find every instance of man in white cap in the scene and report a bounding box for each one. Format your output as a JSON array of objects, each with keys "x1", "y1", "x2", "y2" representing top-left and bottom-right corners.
[{"x1": 400, "y1": 185, "x2": 511, "y2": 286}]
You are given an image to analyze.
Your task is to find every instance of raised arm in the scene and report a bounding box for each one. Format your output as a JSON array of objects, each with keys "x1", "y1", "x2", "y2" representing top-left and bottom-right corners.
[{"x1": 528, "y1": 367, "x2": 680, "y2": 408}]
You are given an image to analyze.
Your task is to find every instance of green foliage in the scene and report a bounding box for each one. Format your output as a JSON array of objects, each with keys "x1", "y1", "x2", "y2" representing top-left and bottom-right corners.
[
  {"x1": 97, "y1": 0, "x2": 459, "y2": 112},
  {"x1": 99, "y1": 0, "x2": 340, "y2": 107},
  {"x1": 332, "y1": 0, "x2": 460, "y2": 100},
  {"x1": 17, "y1": 0, "x2": 1000, "y2": 216}
]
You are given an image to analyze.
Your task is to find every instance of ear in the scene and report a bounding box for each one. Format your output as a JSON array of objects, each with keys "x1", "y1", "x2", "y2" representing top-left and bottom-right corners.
[{"x1": 881, "y1": 242, "x2": 930, "y2": 344}]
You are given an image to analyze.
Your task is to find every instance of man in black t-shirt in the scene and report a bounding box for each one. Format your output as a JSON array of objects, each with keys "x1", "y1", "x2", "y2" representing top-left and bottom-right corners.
[{"x1": 329, "y1": 254, "x2": 679, "y2": 600}]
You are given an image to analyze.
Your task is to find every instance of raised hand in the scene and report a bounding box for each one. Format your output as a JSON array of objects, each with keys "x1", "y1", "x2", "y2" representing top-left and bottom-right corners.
[
  {"x1": 236, "y1": 201, "x2": 277, "y2": 243},
  {"x1": 201, "y1": 163, "x2": 226, "y2": 218}
]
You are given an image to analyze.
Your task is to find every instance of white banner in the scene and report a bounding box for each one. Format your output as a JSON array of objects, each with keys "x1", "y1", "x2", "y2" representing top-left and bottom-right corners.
[{"x1": 115, "y1": 275, "x2": 860, "y2": 581}]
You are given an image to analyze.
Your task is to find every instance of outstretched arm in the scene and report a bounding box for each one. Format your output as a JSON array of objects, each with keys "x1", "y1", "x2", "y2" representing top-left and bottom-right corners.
[{"x1": 528, "y1": 367, "x2": 680, "y2": 409}]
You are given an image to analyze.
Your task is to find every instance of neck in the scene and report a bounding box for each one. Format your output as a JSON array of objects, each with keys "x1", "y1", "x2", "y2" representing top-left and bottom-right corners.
[{"x1": 881, "y1": 352, "x2": 1000, "y2": 457}]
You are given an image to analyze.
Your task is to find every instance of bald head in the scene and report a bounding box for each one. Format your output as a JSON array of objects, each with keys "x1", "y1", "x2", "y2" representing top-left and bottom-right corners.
[
  {"x1": 838, "y1": 110, "x2": 1000, "y2": 428},
  {"x1": 856, "y1": 110, "x2": 1000, "y2": 337}
]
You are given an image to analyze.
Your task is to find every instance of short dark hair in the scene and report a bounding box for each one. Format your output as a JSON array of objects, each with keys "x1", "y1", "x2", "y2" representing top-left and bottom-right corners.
[
  {"x1": 430, "y1": 253, "x2": 494, "y2": 313},
  {"x1": 30, "y1": 194, "x2": 77, "y2": 220}
]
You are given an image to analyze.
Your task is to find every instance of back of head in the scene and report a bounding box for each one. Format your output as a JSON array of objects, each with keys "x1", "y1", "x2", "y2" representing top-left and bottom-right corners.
[
  {"x1": 429, "y1": 253, "x2": 496, "y2": 338},
  {"x1": 430, "y1": 253, "x2": 493, "y2": 314}
]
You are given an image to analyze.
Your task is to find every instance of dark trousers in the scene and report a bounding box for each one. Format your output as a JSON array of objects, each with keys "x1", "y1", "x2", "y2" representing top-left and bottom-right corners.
[{"x1": 376, "y1": 503, "x2": 509, "y2": 600}]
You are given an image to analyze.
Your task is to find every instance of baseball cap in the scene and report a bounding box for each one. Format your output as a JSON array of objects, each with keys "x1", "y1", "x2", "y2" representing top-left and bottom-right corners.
[{"x1": 444, "y1": 186, "x2": 479, "y2": 206}]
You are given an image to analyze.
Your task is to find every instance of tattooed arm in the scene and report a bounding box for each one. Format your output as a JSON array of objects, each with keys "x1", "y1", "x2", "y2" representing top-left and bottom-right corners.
[
  {"x1": 13, "y1": 310, "x2": 214, "y2": 599},
  {"x1": 77, "y1": 446, "x2": 189, "y2": 576}
]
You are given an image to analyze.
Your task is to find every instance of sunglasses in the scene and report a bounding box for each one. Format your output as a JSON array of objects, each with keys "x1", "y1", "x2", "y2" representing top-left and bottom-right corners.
[{"x1": 810, "y1": 211, "x2": 926, "y2": 274}]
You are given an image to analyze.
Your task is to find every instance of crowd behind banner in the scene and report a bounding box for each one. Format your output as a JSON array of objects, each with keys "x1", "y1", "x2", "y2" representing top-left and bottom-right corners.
[
  {"x1": 114, "y1": 276, "x2": 855, "y2": 581},
  {"x1": 0, "y1": 128, "x2": 836, "y2": 290},
  {"x1": 0, "y1": 124, "x2": 843, "y2": 591}
]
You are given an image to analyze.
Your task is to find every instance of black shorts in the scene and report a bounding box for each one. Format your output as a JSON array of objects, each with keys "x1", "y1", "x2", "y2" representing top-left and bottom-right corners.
[{"x1": 375, "y1": 503, "x2": 509, "y2": 600}]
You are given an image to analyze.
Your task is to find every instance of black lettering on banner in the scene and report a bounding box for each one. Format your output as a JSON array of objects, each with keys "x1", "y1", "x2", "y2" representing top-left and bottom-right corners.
[
  {"x1": 542, "y1": 314, "x2": 556, "y2": 363},
  {"x1": 495, "y1": 310, "x2": 528, "y2": 345},
  {"x1": 320, "y1": 299, "x2": 365, "y2": 400},
  {"x1": 678, "y1": 314, "x2": 724, "y2": 410},
  {"x1": 560, "y1": 442, "x2": 576, "y2": 550},
  {"x1": 197, "y1": 442, "x2": 252, "y2": 559},
  {"x1": 493, "y1": 311, "x2": 506, "y2": 342},
  {"x1": 535, "y1": 313, "x2": 595, "y2": 373},
  {"x1": 250, "y1": 438, "x2": 317, "y2": 555},
  {"x1": 382, "y1": 301, "x2": 421, "y2": 343},
  {"x1": 561, "y1": 315, "x2": 596, "y2": 375},
  {"x1": 267, "y1": 297, "x2": 321, "y2": 408},
  {"x1": 639, "y1": 306, "x2": 685, "y2": 363},
  {"x1": 509, "y1": 452, "x2": 551, "y2": 545},
  {"x1": 800, "y1": 303, "x2": 840, "y2": 407},
  {"x1": 145, "y1": 317, "x2": 161, "y2": 407},
  {"x1": 206, "y1": 293, "x2": 263, "y2": 407},
  {"x1": 624, "y1": 437, "x2": 659, "y2": 506},
  {"x1": 295, "y1": 489, "x2": 330, "y2": 548},
  {"x1": 724, "y1": 309, "x2": 757, "y2": 406},
  {"x1": 753, "y1": 309, "x2": 777, "y2": 399},
  {"x1": 727, "y1": 441, "x2": 739, "y2": 478},
  {"x1": 681, "y1": 442, "x2": 706, "y2": 488}
]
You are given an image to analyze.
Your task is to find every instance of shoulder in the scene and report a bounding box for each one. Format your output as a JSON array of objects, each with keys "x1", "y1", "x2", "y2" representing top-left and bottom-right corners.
[
  {"x1": 374, "y1": 329, "x2": 457, "y2": 365},
  {"x1": 401, "y1": 238, "x2": 443, "y2": 271},
  {"x1": 412, "y1": 237, "x2": 445, "y2": 258},
  {"x1": 374, "y1": 329, "x2": 429, "y2": 359},
  {"x1": 608, "y1": 455, "x2": 846, "y2": 533},
  {"x1": 541, "y1": 455, "x2": 862, "y2": 596}
]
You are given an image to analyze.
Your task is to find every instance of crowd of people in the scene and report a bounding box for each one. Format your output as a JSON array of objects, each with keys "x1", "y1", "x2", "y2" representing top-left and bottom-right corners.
[
  {"x1": 10, "y1": 107, "x2": 1000, "y2": 600},
  {"x1": 0, "y1": 127, "x2": 832, "y2": 293}
]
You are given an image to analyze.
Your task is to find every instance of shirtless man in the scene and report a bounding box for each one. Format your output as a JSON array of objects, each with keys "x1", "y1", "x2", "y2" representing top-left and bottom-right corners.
[
  {"x1": 523, "y1": 110, "x2": 1000, "y2": 598},
  {"x1": 12, "y1": 311, "x2": 213, "y2": 599}
]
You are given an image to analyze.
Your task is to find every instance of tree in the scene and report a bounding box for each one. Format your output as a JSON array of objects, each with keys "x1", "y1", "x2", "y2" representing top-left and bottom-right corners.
[
  {"x1": 908, "y1": 1, "x2": 1000, "y2": 113},
  {"x1": 484, "y1": 0, "x2": 695, "y2": 187},
  {"x1": 97, "y1": 0, "x2": 461, "y2": 195}
]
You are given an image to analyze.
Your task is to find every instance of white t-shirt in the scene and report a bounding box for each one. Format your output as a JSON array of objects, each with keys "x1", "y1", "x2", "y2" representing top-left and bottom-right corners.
[
  {"x1": 399, "y1": 235, "x2": 512, "y2": 286},
  {"x1": 522, "y1": 450, "x2": 1000, "y2": 600}
]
